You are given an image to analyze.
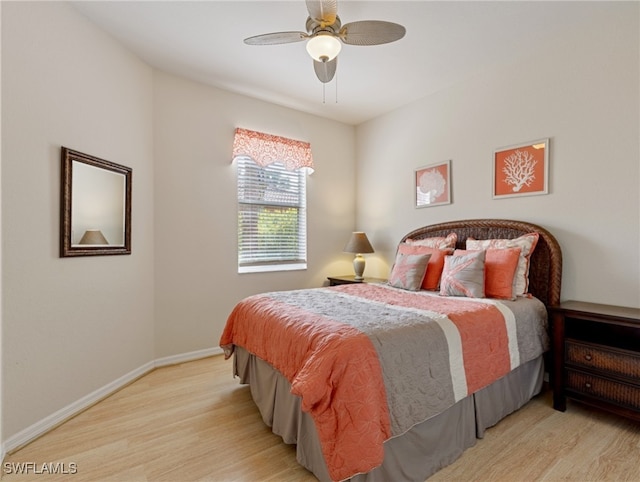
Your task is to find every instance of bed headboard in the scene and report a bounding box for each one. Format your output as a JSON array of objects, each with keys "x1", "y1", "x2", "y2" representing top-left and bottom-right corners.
[{"x1": 401, "y1": 219, "x2": 562, "y2": 308}]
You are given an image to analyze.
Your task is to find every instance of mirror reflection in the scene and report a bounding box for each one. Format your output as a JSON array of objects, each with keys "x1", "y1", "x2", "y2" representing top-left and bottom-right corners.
[{"x1": 71, "y1": 161, "x2": 126, "y2": 247}]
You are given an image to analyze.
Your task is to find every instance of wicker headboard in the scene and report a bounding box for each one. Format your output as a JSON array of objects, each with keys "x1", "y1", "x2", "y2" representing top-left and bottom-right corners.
[{"x1": 401, "y1": 219, "x2": 563, "y2": 308}]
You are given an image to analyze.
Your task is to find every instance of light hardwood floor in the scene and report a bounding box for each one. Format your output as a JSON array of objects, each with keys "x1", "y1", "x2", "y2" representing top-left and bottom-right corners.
[{"x1": 3, "y1": 355, "x2": 639, "y2": 481}]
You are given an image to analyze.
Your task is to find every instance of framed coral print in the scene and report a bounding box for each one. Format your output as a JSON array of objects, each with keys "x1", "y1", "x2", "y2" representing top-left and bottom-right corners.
[
  {"x1": 415, "y1": 160, "x2": 451, "y2": 208},
  {"x1": 493, "y1": 138, "x2": 549, "y2": 199}
]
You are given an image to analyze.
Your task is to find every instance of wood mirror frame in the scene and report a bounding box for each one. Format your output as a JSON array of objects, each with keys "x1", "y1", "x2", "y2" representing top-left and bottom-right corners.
[{"x1": 60, "y1": 147, "x2": 132, "y2": 257}]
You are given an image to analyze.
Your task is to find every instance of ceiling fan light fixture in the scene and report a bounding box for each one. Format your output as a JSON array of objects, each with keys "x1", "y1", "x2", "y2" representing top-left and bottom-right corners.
[
  {"x1": 306, "y1": 33, "x2": 341, "y2": 62},
  {"x1": 244, "y1": 2, "x2": 405, "y2": 85}
]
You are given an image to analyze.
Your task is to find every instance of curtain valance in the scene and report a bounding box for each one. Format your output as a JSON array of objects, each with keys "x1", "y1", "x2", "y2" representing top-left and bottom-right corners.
[{"x1": 232, "y1": 127, "x2": 314, "y2": 172}]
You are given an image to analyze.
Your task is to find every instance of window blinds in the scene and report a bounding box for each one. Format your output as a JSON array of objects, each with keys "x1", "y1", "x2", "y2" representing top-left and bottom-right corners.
[{"x1": 237, "y1": 157, "x2": 307, "y2": 271}]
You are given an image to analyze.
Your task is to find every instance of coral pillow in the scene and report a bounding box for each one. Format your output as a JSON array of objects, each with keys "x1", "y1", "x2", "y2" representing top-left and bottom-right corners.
[
  {"x1": 439, "y1": 251, "x2": 486, "y2": 298},
  {"x1": 388, "y1": 252, "x2": 431, "y2": 291},
  {"x1": 466, "y1": 233, "x2": 539, "y2": 296},
  {"x1": 455, "y1": 247, "x2": 521, "y2": 299},
  {"x1": 397, "y1": 243, "x2": 453, "y2": 290},
  {"x1": 405, "y1": 232, "x2": 457, "y2": 250}
]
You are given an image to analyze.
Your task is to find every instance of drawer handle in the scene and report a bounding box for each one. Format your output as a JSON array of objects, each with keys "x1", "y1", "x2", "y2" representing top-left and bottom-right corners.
[
  {"x1": 585, "y1": 382, "x2": 592, "y2": 389},
  {"x1": 584, "y1": 353, "x2": 592, "y2": 361}
]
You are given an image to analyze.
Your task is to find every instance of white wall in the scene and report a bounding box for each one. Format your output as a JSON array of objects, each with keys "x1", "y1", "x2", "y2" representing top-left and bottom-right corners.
[
  {"x1": 1, "y1": 2, "x2": 155, "y2": 440},
  {"x1": 355, "y1": 3, "x2": 639, "y2": 308},
  {"x1": 152, "y1": 72, "x2": 356, "y2": 357}
]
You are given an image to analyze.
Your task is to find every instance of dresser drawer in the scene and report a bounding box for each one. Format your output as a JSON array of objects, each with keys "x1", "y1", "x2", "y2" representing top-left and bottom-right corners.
[
  {"x1": 566, "y1": 369, "x2": 640, "y2": 410},
  {"x1": 565, "y1": 339, "x2": 640, "y2": 380}
]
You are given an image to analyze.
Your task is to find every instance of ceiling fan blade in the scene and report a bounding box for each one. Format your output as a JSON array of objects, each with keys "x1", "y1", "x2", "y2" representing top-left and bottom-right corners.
[
  {"x1": 244, "y1": 31, "x2": 308, "y2": 46},
  {"x1": 306, "y1": 0, "x2": 338, "y2": 26},
  {"x1": 313, "y1": 57, "x2": 337, "y2": 83},
  {"x1": 339, "y1": 20, "x2": 406, "y2": 46}
]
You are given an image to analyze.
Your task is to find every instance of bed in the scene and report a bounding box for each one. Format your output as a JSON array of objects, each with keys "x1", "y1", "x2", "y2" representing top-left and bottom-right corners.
[{"x1": 220, "y1": 219, "x2": 562, "y2": 481}]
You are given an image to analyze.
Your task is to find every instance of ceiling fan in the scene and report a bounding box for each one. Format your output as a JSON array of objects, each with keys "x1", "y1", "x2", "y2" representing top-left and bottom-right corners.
[{"x1": 243, "y1": 0, "x2": 406, "y2": 84}]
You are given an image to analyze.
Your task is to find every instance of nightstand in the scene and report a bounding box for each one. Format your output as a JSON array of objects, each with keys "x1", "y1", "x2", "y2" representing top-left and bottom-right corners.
[
  {"x1": 551, "y1": 300, "x2": 640, "y2": 422},
  {"x1": 327, "y1": 275, "x2": 387, "y2": 286}
]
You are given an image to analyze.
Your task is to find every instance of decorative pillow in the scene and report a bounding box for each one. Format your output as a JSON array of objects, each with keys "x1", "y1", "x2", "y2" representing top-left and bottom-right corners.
[
  {"x1": 439, "y1": 251, "x2": 486, "y2": 298},
  {"x1": 388, "y1": 252, "x2": 431, "y2": 291},
  {"x1": 455, "y1": 247, "x2": 521, "y2": 299},
  {"x1": 397, "y1": 243, "x2": 453, "y2": 290},
  {"x1": 405, "y1": 232, "x2": 458, "y2": 250},
  {"x1": 466, "y1": 233, "x2": 539, "y2": 296}
]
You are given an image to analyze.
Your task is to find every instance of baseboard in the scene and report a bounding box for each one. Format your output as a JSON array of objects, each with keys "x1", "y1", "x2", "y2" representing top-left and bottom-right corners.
[
  {"x1": 154, "y1": 346, "x2": 221, "y2": 368},
  {"x1": 3, "y1": 346, "x2": 223, "y2": 455}
]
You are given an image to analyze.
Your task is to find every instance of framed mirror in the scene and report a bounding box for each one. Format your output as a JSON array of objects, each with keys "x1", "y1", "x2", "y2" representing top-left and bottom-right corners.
[{"x1": 60, "y1": 147, "x2": 132, "y2": 257}]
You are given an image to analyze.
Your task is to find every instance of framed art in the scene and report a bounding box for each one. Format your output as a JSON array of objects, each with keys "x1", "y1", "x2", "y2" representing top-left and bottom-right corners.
[
  {"x1": 493, "y1": 138, "x2": 549, "y2": 199},
  {"x1": 415, "y1": 160, "x2": 451, "y2": 208}
]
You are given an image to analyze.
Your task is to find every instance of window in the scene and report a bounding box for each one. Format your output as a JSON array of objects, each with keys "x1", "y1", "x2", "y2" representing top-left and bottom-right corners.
[
  {"x1": 236, "y1": 157, "x2": 307, "y2": 273},
  {"x1": 232, "y1": 127, "x2": 313, "y2": 273}
]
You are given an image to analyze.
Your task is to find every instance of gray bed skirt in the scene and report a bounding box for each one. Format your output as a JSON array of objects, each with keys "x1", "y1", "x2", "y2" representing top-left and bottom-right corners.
[{"x1": 233, "y1": 346, "x2": 544, "y2": 482}]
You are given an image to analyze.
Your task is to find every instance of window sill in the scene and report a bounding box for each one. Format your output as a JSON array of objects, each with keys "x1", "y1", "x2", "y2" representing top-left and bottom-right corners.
[{"x1": 238, "y1": 263, "x2": 307, "y2": 274}]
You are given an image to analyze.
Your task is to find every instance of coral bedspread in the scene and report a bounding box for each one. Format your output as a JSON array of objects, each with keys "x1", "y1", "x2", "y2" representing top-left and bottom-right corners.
[{"x1": 219, "y1": 283, "x2": 548, "y2": 481}]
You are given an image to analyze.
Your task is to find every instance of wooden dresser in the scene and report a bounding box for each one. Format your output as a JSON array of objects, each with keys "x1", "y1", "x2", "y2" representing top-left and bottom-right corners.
[{"x1": 551, "y1": 300, "x2": 640, "y2": 422}]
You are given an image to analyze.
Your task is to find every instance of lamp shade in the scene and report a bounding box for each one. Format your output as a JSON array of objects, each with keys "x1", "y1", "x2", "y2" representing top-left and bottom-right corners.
[
  {"x1": 343, "y1": 232, "x2": 374, "y2": 254},
  {"x1": 79, "y1": 229, "x2": 109, "y2": 245},
  {"x1": 306, "y1": 33, "x2": 342, "y2": 62}
]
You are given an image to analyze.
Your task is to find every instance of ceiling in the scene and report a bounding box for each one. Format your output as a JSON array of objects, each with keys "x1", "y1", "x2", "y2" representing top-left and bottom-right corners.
[{"x1": 72, "y1": 1, "x2": 611, "y2": 125}]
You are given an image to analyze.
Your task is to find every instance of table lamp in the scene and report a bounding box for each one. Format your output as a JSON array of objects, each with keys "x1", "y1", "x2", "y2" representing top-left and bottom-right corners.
[
  {"x1": 78, "y1": 229, "x2": 109, "y2": 245},
  {"x1": 343, "y1": 232, "x2": 374, "y2": 280}
]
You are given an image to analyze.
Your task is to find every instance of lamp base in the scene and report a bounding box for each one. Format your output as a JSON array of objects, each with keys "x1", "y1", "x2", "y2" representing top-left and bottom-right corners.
[{"x1": 353, "y1": 254, "x2": 366, "y2": 280}]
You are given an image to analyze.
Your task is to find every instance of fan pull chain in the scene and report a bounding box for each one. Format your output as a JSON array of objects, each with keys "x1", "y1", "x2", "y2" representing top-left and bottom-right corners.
[{"x1": 320, "y1": 75, "x2": 338, "y2": 105}]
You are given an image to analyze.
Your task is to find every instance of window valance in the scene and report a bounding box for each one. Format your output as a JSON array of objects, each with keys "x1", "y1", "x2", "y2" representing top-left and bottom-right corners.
[{"x1": 232, "y1": 127, "x2": 314, "y2": 172}]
